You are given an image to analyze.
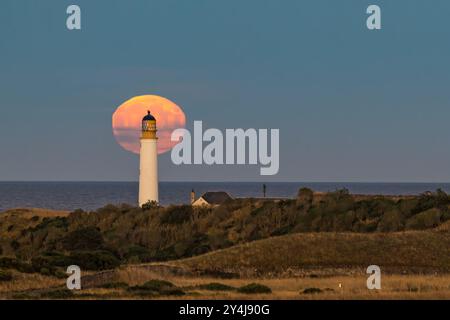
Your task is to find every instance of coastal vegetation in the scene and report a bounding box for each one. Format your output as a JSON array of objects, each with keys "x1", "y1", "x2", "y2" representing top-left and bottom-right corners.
[
  {"x1": 0, "y1": 188, "x2": 449, "y2": 299},
  {"x1": 2, "y1": 268, "x2": 450, "y2": 300},
  {"x1": 0, "y1": 188, "x2": 449, "y2": 278}
]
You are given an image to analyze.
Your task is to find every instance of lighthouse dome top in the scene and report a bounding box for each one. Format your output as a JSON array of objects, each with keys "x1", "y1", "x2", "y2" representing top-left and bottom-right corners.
[
  {"x1": 143, "y1": 110, "x2": 156, "y2": 121},
  {"x1": 141, "y1": 110, "x2": 157, "y2": 136}
]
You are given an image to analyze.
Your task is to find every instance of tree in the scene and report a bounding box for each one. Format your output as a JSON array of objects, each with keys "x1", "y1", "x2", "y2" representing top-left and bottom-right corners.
[
  {"x1": 10, "y1": 240, "x2": 20, "y2": 251},
  {"x1": 61, "y1": 227, "x2": 104, "y2": 251},
  {"x1": 142, "y1": 200, "x2": 159, "y2": 210},
  {"x1": 296, "y1": 188, "x2": 314, "y2": 209}
]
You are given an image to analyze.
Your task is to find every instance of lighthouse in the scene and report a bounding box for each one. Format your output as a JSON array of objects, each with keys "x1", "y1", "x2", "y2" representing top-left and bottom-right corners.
[{"x1": 139, "y1": 110, "x2": 159, "y2": 206}]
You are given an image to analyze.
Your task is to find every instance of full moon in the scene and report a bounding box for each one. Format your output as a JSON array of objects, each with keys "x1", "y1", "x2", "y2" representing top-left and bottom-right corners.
[{"x1": 112, "y1": 95, "x2": 186, "y2": 154}]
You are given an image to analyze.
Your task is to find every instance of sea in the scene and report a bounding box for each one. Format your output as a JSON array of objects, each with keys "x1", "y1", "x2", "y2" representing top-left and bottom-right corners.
[{"x1": 1, "y1": 181, "x2": 450, "y2": 212}]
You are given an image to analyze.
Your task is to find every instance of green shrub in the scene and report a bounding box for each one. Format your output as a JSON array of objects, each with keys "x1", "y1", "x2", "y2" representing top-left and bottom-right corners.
[
  {"x1": 54, "y1": 269, "x2": 68, "y2": 279},
  {"x1": 159, "y1": 287, "x2": 185, "y2": 296},
  {"x1": 31, "y1": 217, "x2": 68, "y2": 232},
  {"x1": 32, "y1": 255, "x2": 72, "y2": 275},
  {"x1": 31, "y1": 251, "x2": 115, "y2": 272},
  {"x1": 442, "y1": 210, "x2": 450, "y2": 222},
  {"x1": 0, "y1": 270, "x2": 13, "y2": 281},
  {"x1": 31, "y1": 257, "x2": 69, "y2": 277},
  {"x1": 302, "y1": 287, "x2": 323, "y2": 294},
  {"x1": 32, "y1": 250, "x2": 120, "y2": 273},
  {"x1": 69, "y1": 250, "x2": 120, "y2": 270},
  {"x1": 123, "y1": 245, "x2": 152, "y2": 262},
  {"x1": 31, "y1": 256, "x2": 55, "y2": 273},
  {"x1": 142, "y1": 201, "x2": 159, "y2": 210},
  {"x1": 61, "y1": 227, "x2": 104, "y2": 251},
  {"x1": 97, "y1": 204, "x2": 122, "y2": 214},
  {"x1": 128, "y1": 279, "x2": 184, "y2": 296},
  {"x1": 39, "y1": 267, "x2": 51, "y2": 276},
  {"x1": 0, "y1": 257, "x2": 34, "y2": 273},
  {"x1": 43, "y1": 252, "x2": 75, "y2": 267},
  {"x1": 136, "y1": 279, "x2": 175, "y2": 291},
  {"x1": 152, "y1": 246, "x2": 178, "y2": 261},
  {"x1": 11, "y1": 293, "x2": 33, "y2": 299},
  {"x1": 160, "y1": 205, "x2": 192, "y2": 224},
  {"x1": 0, "y1": 257, "x2": 16, "y2": 269},
  {"x1": 237, "y1": 283, "x2": 272, "y2": 294},
  {"x1": 41, "y1": 289, "x2": 74, "y2": 299},
  {"x1": 10, "y1": 240, "x2": 20, "y2": 251}
]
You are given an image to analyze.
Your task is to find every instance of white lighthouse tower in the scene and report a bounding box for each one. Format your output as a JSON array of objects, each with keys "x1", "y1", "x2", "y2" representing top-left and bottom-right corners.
[{"x1": 139, "y1": 110, "x2": 159, "y2": 206}]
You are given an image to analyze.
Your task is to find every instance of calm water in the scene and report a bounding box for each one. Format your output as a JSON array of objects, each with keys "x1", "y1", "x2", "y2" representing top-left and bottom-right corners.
[{"x1": 1, "y1": 182, "x2": 450, "y2": 212}]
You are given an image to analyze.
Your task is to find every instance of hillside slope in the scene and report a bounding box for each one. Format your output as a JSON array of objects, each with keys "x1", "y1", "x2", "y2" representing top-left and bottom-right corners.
[
  {"x1": 0, "y1": 208, "x2": 68, "y2": 239},
  {"x1": 171, "y1": 227, "x2": 450, "y2": 276}
]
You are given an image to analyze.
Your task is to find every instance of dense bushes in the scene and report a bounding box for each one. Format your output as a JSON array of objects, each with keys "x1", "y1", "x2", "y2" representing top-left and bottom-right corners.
[
  {"x1": 0, "y1": 270, "x2": 13, "y2": 281},
  {"x1": 40, "y1": 289, "x2": 74, "y2": 299},
  {"x1": 61, "y1": 227, "x2": 104, "y2": 251},
  {"x1": 30, "y1": 250, "x2": 120, "y2": 274},
  {"x1": 128, "y1": 279, "x2": 185, "y2": 296},
  {"x1": 237, "y1": 283, "x2": 272, "y2": 294},
  {"x1": 1, "y1": 249, "x2": 119, "y2": 276},
  {"x1": 69, "y1": 251, "x2": 120, "y2": 270},
  {"x1": 0, "y1": 257, "x2": 34, "y2": 273},
  {"x1": 2, "y1": 188, "x2": 449, "y2": 272},
  {"x1": 160, "y1": 205, "x2": 193, "y2": 224},
  {"x1": 30, "y1": 217, "x2": 68, "y2": 232},
  {"x1": 293, "y1": 189, "x2": 450, "y2": 233},
  {"x1": 123, "y1": 245, "x2": 152, "y2": 263}
]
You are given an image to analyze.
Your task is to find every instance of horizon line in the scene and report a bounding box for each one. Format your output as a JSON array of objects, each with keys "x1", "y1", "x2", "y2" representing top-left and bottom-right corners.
[{"x1": 2, "y1": 180, "x2": 450, "y2": 184}]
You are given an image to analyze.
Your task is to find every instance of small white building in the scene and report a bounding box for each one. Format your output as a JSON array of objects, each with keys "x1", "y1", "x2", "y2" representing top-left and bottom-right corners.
[{"x1": 191, "y1": 191, "x2": 232, "y2": 207}]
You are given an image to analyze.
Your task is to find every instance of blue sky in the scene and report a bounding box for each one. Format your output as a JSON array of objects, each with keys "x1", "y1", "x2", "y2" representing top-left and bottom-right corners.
[{"x1": 1, "y1": 0, "x2": 450, "y2": 182}]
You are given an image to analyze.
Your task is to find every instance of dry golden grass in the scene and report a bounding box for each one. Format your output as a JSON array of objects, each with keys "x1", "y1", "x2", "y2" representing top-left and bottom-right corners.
[
  {"x1": 1, "y1": 208, "x2": 69, "y2": 219},
  {"x1": 110, "y1": 266, "x2": 450, "y2": 300},
  {"x1": 1, "y1": 265, "x2": 449, "y2": 299},
  {"x1": 436, "y1": 220, "x2": 450, "y2": 232},
  {"x1": 0, "y1": 271, "x2": 64, "y2": 295},
  {"x1": 1, "y1": 210, "x2": 448, "y2": 300}
]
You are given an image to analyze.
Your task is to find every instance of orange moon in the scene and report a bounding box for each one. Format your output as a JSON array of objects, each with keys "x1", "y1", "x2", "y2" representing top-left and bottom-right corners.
[{"x1": 112, "y1": 95, "x2": 186, "y2": 154}]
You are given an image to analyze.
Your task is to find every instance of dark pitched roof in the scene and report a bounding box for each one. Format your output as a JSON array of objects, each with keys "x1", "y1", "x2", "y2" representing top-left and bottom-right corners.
[
  {"x1": 201, "y1": 192, "x2": 232, "y2": 205},
  {"x1": 143, "y1": 110, "x2": 156, "y2": 121}
]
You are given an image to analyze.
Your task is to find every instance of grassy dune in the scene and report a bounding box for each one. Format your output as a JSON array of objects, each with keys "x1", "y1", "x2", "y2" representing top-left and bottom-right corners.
[
  {"x1": 1, "y1": 225, "x2": 449, "y2": 299},
  {"x1": 0, "y1": 270, "x2": 63, "y2": 294},
  {"x1": 172, "y1": 225, "x2": 450, "y2": 277},
  {"x1": 1, "y1": 208, "x2": 449, "y2": 299}
]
